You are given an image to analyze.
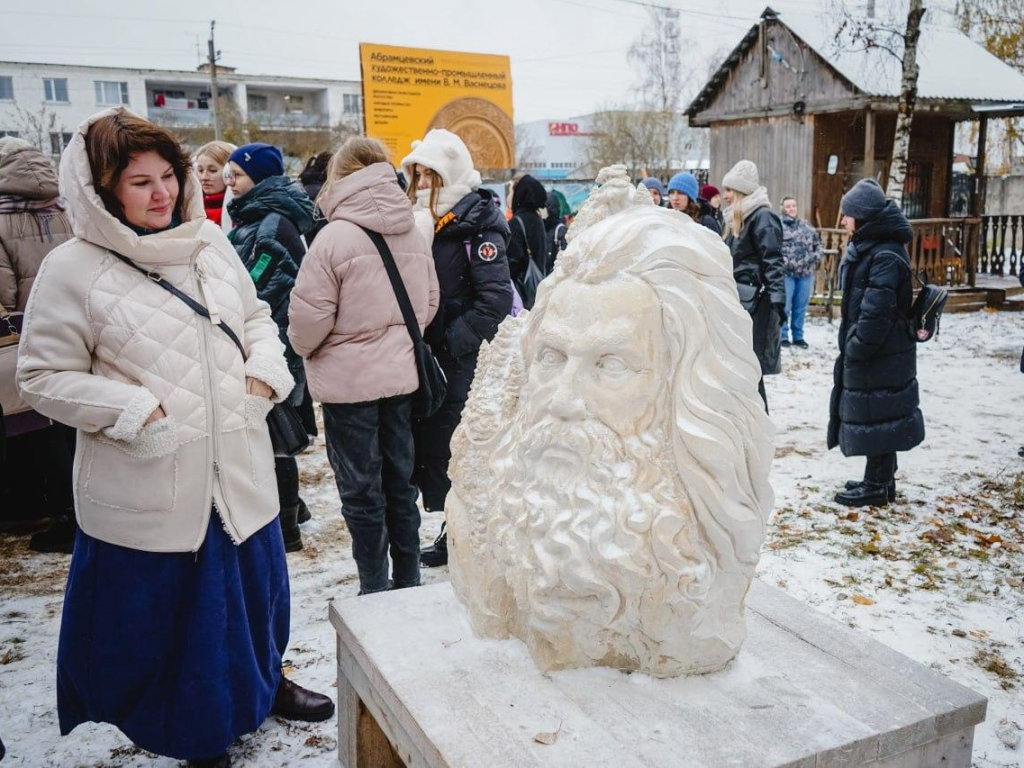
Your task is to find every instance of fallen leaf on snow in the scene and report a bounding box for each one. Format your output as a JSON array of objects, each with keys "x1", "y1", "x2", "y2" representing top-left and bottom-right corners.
[
  {"x1": 922, "y1": 529, "x2": 955, "y2": 545},
  {"x1": 851, "y1": 595, "x2": 874, "y2": 606},
  {"x1": 534, "y1": 721, "x2": 563, "y2": 745},
  {"x1": 952, "y1": 629, "x2": 967, "y2": 638}
]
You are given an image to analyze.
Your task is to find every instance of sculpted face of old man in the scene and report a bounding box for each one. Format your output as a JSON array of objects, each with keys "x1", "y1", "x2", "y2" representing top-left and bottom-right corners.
[{"x1": 447, "y1": 166, "x2": 775, "y2": 678}]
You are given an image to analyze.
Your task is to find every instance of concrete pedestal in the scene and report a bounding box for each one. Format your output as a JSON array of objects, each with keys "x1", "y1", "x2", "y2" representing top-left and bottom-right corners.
[{"x1": 329, "y1": 580, "x2": 986, "y2": 767}]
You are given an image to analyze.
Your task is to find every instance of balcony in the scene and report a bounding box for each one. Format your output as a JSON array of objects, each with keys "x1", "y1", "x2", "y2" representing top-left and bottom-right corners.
[
  {"x1": 247, "y1": 110, "x2": 329, "y2": 129},
  {"x1": 148, "y1": 105, "x2": 213, "y2": 126}
]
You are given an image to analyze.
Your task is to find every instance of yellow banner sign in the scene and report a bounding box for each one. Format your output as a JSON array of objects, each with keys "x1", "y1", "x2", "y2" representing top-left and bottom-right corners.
[{"x1": 359, "y1": 43, "x2": 514, "y2": 172}]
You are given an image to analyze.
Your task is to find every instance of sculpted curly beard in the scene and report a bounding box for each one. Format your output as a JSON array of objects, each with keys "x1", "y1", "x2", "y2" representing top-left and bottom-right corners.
[{"x1": 486, "y1": 413, "x2": 712, "y2": 674}]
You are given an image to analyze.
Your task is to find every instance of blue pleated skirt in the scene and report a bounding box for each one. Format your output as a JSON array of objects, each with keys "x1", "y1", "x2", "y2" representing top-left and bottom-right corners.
[{"x1": 57, "y1": 513, "x2": 290, "y2": 760}]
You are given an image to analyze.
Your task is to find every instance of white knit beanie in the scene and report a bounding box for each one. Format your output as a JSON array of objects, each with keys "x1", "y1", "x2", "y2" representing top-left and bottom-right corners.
[
  {"x1": 722, "y1": 160, "x2": 760, "y2": 196},
  {"x1": 400, "y1": 129, "x2": 482, "y2": 190}
]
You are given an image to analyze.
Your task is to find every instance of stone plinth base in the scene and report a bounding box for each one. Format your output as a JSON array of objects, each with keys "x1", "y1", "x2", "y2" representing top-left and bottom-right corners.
[{"x1": 329, "y1": 580, "x2": 986, "y2": 767}]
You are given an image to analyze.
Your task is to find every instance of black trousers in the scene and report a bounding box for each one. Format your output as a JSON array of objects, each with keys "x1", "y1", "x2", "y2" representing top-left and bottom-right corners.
[
  {"x1": 864, "y1": 453, "x2": 897, "y2": 486},
  {"x1": 323, "y1": 395, "x2": 420, "y2": 593},
  {"x1": 412, "y1": 392, "x2": 468, "y2": 513}
]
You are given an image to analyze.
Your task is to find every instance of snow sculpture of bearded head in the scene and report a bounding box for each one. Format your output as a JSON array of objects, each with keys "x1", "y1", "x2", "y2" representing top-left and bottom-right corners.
[{"x1": 447, "y1": 165, "x2": 775, "y2": 678}]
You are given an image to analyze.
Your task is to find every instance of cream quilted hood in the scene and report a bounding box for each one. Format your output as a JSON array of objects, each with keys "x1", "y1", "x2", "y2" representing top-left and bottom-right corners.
[{"x1": 16, "y1": 108, "x2": 294, "y2": 552}]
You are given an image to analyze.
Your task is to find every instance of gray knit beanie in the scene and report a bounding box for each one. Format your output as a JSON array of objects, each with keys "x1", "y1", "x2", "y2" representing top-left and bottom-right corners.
[
  {"x1": 840, "y1": 178, "x2": 888, "y2": 221},
  {"x1": 722, "y1": 160, "x2": 760, "y2": 195}
]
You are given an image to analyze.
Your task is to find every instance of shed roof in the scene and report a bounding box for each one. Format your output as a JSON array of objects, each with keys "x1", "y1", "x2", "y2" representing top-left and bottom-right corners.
[{"x1": 687, "y1": 7, "x2": 1024, "y2": 117}]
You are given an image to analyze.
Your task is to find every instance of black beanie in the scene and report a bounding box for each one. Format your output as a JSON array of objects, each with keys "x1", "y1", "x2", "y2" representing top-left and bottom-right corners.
[{"x1": 841, "y1": 178, "x2": 888, "y2": 221}]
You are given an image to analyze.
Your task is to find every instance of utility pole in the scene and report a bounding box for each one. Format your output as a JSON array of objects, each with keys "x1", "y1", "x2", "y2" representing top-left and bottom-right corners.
[{"x1": 207, "y1": 21, "x2": 221, "y2": 140}]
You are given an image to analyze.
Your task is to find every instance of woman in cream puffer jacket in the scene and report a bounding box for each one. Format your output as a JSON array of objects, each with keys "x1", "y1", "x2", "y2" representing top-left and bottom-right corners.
[{"x1": 16, "y1": 108, "x2": 333, "y2": 765}]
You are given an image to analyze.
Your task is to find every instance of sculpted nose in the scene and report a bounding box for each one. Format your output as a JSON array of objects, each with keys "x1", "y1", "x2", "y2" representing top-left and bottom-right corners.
[{"x1": 549, "y1": 364, "x2": 586, "y2": 421}]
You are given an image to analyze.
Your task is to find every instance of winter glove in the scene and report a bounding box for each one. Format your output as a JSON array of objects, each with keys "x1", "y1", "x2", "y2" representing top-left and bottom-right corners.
[{"x1": 773, "y1": 302, "x2": 787, "y2": 325}]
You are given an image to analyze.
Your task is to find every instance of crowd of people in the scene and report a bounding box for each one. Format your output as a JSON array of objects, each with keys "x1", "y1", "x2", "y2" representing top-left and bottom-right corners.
[{"x1": 0, "y1": 104, "x2": 929, "y2": 765}]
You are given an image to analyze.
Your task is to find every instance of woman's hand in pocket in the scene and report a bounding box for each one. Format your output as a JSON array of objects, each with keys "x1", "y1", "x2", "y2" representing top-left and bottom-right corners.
[
  {"x1": 144, "y1": 405, "x2": 167, "y2": 425},
  {"x1": 246, "y1": 377, "x2": 273, "y2": 399}
]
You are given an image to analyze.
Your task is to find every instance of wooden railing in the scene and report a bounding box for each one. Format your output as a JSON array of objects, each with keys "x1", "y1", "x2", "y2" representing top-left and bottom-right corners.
[
  {"x1": 978, "y1": 214, "x2": 1024, "y2": 277},
  {"x1": 907, "y1": 218, "x2": 979, "y2": 288},
  {"x1": 813, "y1": 218, "x2": 979, "y2": 300}
]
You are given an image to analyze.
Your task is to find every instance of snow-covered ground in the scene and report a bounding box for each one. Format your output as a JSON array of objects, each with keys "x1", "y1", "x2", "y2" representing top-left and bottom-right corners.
[{"x1": 1, "y1": 310, "x2": 1022, "y2": 767}]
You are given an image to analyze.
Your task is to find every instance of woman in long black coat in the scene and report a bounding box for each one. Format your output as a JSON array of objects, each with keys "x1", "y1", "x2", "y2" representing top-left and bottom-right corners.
[
  {"x1": 722, "y1": 160, "x2": 787, "y2": 411},
  {"x1": 828, "y1": 179, "x2": 924, "y2": 507}
]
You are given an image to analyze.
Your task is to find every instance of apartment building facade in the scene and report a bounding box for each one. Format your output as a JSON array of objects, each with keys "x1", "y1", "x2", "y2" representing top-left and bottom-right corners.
[{"x1": 0, "y1": 60, "x2": 363, "y2": 156}]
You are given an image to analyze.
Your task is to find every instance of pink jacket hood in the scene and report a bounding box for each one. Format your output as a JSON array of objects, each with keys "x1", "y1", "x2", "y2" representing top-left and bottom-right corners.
[{"x1": 318, "y1": 162, "x2": 414, "y2": 236}]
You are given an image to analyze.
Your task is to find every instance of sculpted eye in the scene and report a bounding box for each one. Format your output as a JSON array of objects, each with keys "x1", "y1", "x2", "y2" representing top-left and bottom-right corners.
[
  {"x1": 537, "y1": 348, "x2": 566, "y2": 366},
  {"x1": 598, "y1": 355, "x2": 629, "y2": 373}
]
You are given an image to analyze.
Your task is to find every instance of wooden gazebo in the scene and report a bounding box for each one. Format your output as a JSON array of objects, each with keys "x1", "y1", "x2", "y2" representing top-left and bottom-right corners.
[{"x1": 687, "y1": 7, "x2": 1024, "y2": 287}]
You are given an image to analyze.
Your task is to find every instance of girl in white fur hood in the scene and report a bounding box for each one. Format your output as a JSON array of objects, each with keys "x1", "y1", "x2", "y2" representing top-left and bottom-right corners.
[{"x1": 400, "y1": 129, "x2": 513, "y2": 568}]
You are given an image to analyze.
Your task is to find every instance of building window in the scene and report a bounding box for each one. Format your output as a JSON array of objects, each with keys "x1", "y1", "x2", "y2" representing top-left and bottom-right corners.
[
  {"x1": 43, "y1": 78, "x2": 69, "y2": 102},
  {"x1": 95, "y1": 80, "x2": 129, "y2": 105},
  {"x1": 247, "y1": 94, "x2": 268, "y2": 112},
  {"x1": 49, "y1": 132, "x2": 73, "y2": 156},
  {"x1": 343, "y1": 93, "x2": 361, "y2": 115},
  {"x1": 0, "y1": 76, "x2": 13, "y2": 101}
]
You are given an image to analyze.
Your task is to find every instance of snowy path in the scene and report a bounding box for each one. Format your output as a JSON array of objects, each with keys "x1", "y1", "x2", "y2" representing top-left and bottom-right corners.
[{"x1": 0, "y1": 311, "x2": 1021, "y2": 767}]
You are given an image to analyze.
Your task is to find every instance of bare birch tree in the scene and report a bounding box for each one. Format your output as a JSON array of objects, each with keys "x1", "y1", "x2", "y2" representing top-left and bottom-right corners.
[
  {"x1": 833, "y1": 0, "x2": 927, "y2": 206},
  {"x1": 887, "y1": 0, "x2": 926, "y2": 204}
]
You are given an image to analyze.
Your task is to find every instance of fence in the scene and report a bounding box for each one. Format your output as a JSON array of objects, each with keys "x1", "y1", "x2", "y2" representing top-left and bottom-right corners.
[
  {"x1": 978, "y1": 214, "x2": 1024, "y2": 277},
  {"x1": 813, "y1": 218, "x2": 980, "y2": 302}
]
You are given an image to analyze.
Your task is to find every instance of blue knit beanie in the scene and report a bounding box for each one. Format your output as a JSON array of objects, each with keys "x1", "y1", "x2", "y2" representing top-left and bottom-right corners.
[
  {"x1": 642, "y1": 177, "x2": 666, "y2": 198},
  {"x1": 841, "y1": 178, "x2": 888, "y2": 221},
  {"x1": 229, "y1": 143, "x2": 284, "y2": 185},
  {"x1": 667, "y1": 172, "x2": 699, "y2": 201}
]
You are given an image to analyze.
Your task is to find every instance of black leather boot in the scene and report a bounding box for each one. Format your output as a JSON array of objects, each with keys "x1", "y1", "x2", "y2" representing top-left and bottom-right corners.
[
  {"x1": 834, "y1": 482, "x2": 890, "y2": 508},
  {"x1": 296, "y1": 498, "x2": 311, "y2": 525},
  {"x1": 843, "y1": 480, "x2": 896, "y2": 502},
  {"x1": 420, "y1": 522, "x2": 447, "y2": 568},
  {"x1": 278, "y1": 506, "x2": 303, "y2": 553},
  {"x1": 187, "y1": 755, "x2": 230, "y2": 768},
  {"x1": 29, "y1": 514, "x2": 77, "y2": 554},
  {"x1": 271, "y1": 676, "x2": 335, "y2": 722}
]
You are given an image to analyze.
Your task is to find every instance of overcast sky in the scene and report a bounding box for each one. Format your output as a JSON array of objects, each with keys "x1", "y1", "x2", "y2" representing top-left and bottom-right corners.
[{"x1": 0, "y1": 0, "x2": 876, "y2": 123}]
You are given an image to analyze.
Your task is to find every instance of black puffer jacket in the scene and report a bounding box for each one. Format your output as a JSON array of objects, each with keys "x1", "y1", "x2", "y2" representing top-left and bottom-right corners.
[
  {"x1": 508, "y1": 175, "x2": 549, "y2": 280},
  {"x1": 227, "y1": 176, "x2": 314, "y2": 398},
  {"x1": 427, "y1": 188, "x2": 513, "y2": 400},
  {"x1": 827, "y1": 201, "x2": 924, "y2": 457},
  {"x1": 728, "y1": 205, "x2": 786, "y2": 375}
]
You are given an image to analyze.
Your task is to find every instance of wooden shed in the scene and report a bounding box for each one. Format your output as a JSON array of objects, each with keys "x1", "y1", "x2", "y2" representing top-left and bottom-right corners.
[{"x1": 686, "y1": 7, "x2": 1024, "y2": 227}]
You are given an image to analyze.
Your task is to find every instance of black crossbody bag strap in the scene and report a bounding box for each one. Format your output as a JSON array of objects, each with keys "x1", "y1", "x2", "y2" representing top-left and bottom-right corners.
[
  {"x1": 356, "y1": 226, "x2": 423, "y2": 345},
  {"x1": 109, "y1": 251, "x2": 248, "y2": 361}
]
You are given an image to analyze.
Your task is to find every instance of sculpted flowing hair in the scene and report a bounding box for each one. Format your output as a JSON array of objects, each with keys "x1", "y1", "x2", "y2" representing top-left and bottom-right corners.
[{"x1": 525, "y1": 203, "x2": 775, "y2": 578}]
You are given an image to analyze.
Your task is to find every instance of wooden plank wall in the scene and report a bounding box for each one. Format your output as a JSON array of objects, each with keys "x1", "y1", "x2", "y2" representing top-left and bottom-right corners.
[
  {"x1": 695, "y1": 18, "x2": 857, "y2": 122},
  {"x1": 812, "y1": 112, "x2": 952, "y2": 225},
  {"x1": 709, "y1": 116, "x2": 815, "y2": 219}
]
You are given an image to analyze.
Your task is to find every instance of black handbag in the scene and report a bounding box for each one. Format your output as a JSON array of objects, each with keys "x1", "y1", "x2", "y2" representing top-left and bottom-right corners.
[
  {"x1": 109, "y1": 252, "x2": 310, "y2": 458},
  {"x1": 358, "y1": 226, "x2": 448, "y2": 419},
  {"x1": 736, "y1": 281, "x2": 761, "y2": 313},
  {"x1": 513, "y1": 217, "x2": 545, "y2": 310}
]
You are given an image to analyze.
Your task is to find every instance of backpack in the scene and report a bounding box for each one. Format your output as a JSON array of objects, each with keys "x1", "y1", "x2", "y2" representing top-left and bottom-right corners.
[{"x1": 909, "y1": 271, "x2": 947, "y2": 343}]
